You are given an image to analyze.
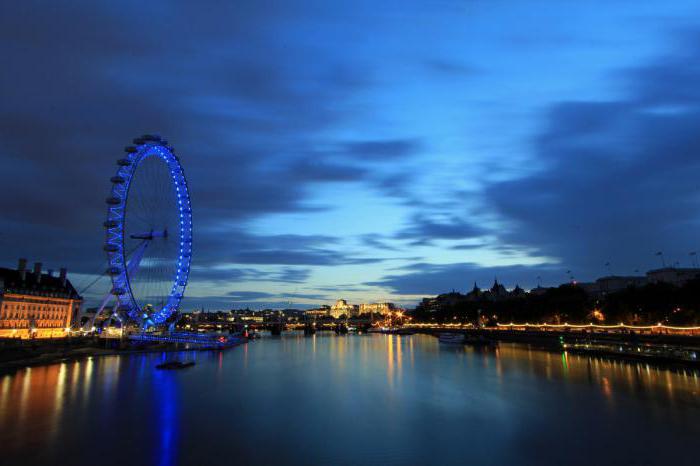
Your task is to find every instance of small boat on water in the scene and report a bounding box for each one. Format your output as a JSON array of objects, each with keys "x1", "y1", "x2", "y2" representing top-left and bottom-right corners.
[
  {"x1": 438, "y1": 333, "x2": 466, "y2": 344},
  {"x1": 156, "y1": 361, "x2": 196, "y2": 370}
]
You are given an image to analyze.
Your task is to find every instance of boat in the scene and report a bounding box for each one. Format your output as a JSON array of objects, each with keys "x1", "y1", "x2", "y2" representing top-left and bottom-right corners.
[
  {"x1": 156, "y1": 361, "x2": 195, "y2": 370},
  {"x1": 379, "y1": 327, "x2": 415, "y2": 335},
  {"x1": 438, "y1": 333, "x2": 466, "y2": 344}
]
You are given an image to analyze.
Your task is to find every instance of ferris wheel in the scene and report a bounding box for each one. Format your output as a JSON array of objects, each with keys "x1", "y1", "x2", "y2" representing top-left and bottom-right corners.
[{"x1": 101, "y1": 135, "x2": 192, "y2": 327}]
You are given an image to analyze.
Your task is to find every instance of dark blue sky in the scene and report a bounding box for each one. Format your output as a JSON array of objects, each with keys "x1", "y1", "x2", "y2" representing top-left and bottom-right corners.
[{"x1": 2, "y1": 1, "x2": 700, "y2": 309}]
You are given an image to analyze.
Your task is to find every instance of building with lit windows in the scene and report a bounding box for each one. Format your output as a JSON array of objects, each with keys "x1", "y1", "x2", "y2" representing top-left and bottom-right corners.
[
  {"x1": 305, "y1": 305, "x2": 330, "y2": 318},
  {"x1": 330, "y1": 299, "x2": 359, "y2": 318},
  {"x1": 0, "y1": 259, "x2": 82, "y2": 339},
  {"x1": 359, "y1": 302, "x2": 396, "y2": 316}
]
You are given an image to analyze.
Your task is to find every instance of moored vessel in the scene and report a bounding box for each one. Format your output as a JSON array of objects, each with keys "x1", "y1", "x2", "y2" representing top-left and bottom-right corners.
[{"x1": 156, "y1": 361, "x2": 195, "y2": 370}]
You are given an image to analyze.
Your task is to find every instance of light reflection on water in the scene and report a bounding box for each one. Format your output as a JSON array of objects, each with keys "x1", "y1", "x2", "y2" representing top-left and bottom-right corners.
[{"x1": 0, "y1": 333, "x2": 698, "y2": 466}]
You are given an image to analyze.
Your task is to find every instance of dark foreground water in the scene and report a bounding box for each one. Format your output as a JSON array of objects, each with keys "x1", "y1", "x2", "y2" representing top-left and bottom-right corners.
[{"x1": 1, "y1": 333, "x2": 699, "y2": 466}]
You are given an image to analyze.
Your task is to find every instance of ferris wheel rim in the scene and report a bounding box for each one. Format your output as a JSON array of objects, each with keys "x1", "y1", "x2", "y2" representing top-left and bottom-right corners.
[{"x1": 103, "y1": 135, "x2": 192, "y2": 325}]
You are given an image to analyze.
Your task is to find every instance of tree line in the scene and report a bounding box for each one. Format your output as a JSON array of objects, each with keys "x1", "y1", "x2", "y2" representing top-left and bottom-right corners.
[{"x1": 409, "y1": 279, "x2": 700, "y2": 326}]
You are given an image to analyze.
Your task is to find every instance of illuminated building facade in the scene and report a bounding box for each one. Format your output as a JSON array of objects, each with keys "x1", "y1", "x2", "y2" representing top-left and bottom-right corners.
[
  {"x1": 359, "y1": 302, "x2": 396, "y2": 316},
  {"x1": 330, "y1": 299, "x2": 359, "y2": 318},
  {"x1": 0, "y1": 259, "x2": 82, "y2": 339},
  {"x1": 305, "y1": 306, "x2": 330, "y2": 318}
]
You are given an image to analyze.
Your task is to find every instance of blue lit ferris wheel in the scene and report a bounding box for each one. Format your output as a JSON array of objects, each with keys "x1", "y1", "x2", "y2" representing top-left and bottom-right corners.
[{"x1": 102, "y1": 135, "x2": 192, "y2": 327}]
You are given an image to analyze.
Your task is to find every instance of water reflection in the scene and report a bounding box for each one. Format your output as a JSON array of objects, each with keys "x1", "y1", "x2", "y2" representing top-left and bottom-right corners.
[
  {"x1": 153, "y1": 370, "x2": 178, "y2": 466},
  {"x1": 49, "y1": 363, "x2": 67, "y2": 443},
  {"x1": 492, "y1": 343, "x2": 699, "y2": 406},
  {"x1": 0, "y1": 335, "x2": 698, "y2": 466}
]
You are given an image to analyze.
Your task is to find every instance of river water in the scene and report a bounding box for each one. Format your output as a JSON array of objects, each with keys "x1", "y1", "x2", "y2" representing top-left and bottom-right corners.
[{"x1": 1, "y1": 333, "x2": 698, "y2": 466}]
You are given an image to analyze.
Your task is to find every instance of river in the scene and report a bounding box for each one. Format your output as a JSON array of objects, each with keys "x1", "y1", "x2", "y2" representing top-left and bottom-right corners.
[{"x1": 1, "y1": 333, "x2": 698, "y2": 466}]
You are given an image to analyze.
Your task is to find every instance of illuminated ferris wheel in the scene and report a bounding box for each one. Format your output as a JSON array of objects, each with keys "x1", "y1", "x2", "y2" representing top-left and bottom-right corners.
[{"x1": 102, "y1": 135, "x2": 192, "y2": 327}]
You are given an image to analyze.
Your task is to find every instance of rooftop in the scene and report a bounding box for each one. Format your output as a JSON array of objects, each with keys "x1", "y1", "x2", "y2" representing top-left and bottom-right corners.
[{"x1": 0, "y1": 267, "x2": 81, "y2": 300}]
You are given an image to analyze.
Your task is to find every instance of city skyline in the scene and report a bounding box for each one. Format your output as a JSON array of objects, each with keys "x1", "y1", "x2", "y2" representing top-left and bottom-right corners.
[{"x1": 2, "y1": 1, "x2": 700, "y2": 310}]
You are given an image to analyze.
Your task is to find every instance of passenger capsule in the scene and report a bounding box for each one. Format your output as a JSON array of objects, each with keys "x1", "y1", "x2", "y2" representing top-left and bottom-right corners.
[
  {"x1": 103, "y1": 244, "x2": 119, "y2": 252},
  {"x1": 117, "y1": 158, "x2": 132, "y2": 166},
  {"x1": 105, "y1": 197, "x2": 121, "y2": 205},
  {"x1": 124, "y1": 146, "x2": 137, "y2": 153},
  {"x1": 103, "y1": 220, "x2": 118, "y2": 228},
  {"x1": 110, "y1": 176, "x2": 126, "y2": 184}
]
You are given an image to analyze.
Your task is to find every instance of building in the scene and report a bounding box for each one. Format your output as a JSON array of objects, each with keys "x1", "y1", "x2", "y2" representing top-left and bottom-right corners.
[
  {"x1": 465, "y1": 283, "x2": 482, "y2": 301},
  {"x1": 305, "y1": 305, "x2": 330, "y2": 318},
  {"x1": 359, "y1": 302, "x2": 396, "y2": 316},
  {"x1": 511, "y1": 284, "x2": 526, "y2": 297},
  {"x1": 82, "y1": 306, "x2": 115, "y2": 328},
  {"x1": 579, "y1": 275, "x2": 648, "y2": 297},
  {"x1": 577, "y1": 268, "x2": 700, "y2": 298},
  {"x1": 0, "y1": 259, "x2": 82, "y2": 339},
  {"x1": 646, "y1": 268, "x2": 700, "y2": 286},
  {"x1": 485, "y1": 279, "x2": 508, "y2": 300},
  {"x1": 329, "y1": 299, "x2": 358, "y2": 318},
  {"x1": 528, "y1": 286, "x2": 550, "y2": 296}
]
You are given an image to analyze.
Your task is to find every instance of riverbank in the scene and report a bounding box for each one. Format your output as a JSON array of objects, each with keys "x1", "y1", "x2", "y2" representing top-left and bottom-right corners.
[
  {"x1": 408, "y1": 327, "x2": 700, "y2": 369},
  {"x1": 0, "y1": 337, "x2": 246, "y2": 374}
]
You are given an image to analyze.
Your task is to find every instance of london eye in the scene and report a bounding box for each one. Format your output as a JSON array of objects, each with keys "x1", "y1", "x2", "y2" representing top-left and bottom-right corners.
[{"x1": 102, "y1": 135, "x2": 192, "y2": 327}]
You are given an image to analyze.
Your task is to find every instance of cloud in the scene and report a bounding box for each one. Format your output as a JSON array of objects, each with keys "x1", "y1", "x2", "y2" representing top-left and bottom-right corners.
[
  {"x1": 227, "y1": 291, "x2": 275, "y2": 300},
  {"x1": 268, "y1": 268, "x2": 312, "y2": 283},
  {"x1": 424, "y1": 59, "x2": 479, "y2": 76},
  {"x1": 338, "y1": 138, "x2": 423, "y2": 160},
  {"x1": 180, "y1": 295, "x2": 318, "y2": 311},
  {"x1": 194, "y1": 230, "x2": 384, "y2": 267},
  {"x1": 359, "y1": 233, "x2": 401, "y2": 251},
  {"x1": 187, "y1": 266, "x2": 312, "y2": 284},
  {"x1": 284, "y1": 292, "x2": 329, "y2": 301},
  {"x1": 484, "y1": 32, "x2": 700, "y2": 279},
  {"x1": 366, "y1": 262, "x2": 562, "y2": 296},
  {"x1": 0, "y1": 1, "x2": 372, "y2": 277},
  {"x1": 395, "y1": 214, "x2": 486, "y2": 245},
  {"x1": 3, "y1": 2, "x2": 699, "y2": 311}
]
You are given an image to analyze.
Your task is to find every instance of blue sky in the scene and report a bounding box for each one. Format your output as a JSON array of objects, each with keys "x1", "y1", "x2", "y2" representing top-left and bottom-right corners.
[{"x1": 2, "y1": 1, "x2": 700, "y2": 310}]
